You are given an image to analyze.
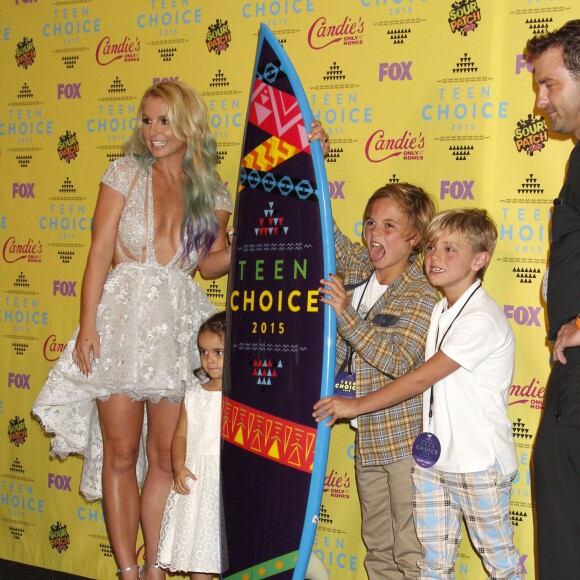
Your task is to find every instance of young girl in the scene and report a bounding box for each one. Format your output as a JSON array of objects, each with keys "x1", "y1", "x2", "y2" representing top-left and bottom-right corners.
[{"x1": 156, "y1": 311, "x2": 226, "y2": 579}]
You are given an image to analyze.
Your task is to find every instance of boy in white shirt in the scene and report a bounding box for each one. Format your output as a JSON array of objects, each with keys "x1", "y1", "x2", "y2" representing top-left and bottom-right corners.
[{"x1": 315, "y1": 208, "x2": 523, "y2": 579}]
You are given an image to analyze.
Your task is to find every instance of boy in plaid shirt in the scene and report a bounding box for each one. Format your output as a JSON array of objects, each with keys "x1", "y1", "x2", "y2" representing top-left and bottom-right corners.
[{"x1": 319, "y1": 183, "x2": 439, "y2": 579}]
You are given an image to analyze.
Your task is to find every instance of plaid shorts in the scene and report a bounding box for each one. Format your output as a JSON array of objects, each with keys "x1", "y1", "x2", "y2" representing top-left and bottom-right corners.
[{"x1": 411, "y1": 462, "x2": 523, "y2": 580}]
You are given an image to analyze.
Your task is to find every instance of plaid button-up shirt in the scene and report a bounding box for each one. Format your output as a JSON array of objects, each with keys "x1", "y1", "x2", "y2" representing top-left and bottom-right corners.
[{"x1": 334, "y1": 223, "x2": 439, "y2": 466}]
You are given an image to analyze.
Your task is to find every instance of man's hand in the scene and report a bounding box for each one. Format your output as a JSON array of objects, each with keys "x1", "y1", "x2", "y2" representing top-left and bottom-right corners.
[{"x1": 553, "y1": 319, "x2": 580, "y2": 364}]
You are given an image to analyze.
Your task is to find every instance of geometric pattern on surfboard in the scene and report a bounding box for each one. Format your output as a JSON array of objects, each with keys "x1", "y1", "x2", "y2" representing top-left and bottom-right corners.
[
  {"x1": 221, "y1": 397, "x2": 316, "y2": 473},
  {"x1": 256, "y1": 57, "x2": 285, "y2": 86},
  {"x1": 239, "y1": 166, "x2": 317, "y2": 201},
  {"x1": 252, "y1": 357, "x2": 282, "y2": 387},
  {"x1": 224, "y1": 550, "x2": 298, "y2": 580},
  {"x1": 253, "y1": 201, "x2": 289, "y2": 237},
  {"x1": 242, "y1": 135, "x2": 299, "y2": 173},
  {"x1": 249, "y1": 79, "x2": 309, "y2": 153}
]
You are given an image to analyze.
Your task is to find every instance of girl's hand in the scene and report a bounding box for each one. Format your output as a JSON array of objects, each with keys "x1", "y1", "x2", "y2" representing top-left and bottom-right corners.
[
  {"x1": 308, "y1": 120, "x2": 330, "y2": 158},
  {"x1": 173, "y1": 466, "x2": 197, "y2": 495},
  {"x1": 318, "y1": 274, "x2": 349, "y2": 315},
  {"x1": 313, "y1": 395, "x2": 360, "y2": 427},
  {"x1": 72, "y1": 325, "x2": 100, "y2": 376}
]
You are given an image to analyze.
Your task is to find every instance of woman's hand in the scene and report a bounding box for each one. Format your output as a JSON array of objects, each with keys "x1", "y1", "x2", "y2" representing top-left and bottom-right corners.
[{"x1": 72, "y1": 325, "x2": 100, "y2": 376}]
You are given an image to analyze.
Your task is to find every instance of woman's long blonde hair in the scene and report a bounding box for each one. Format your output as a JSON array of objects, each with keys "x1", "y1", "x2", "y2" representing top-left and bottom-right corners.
[{"x1": 125, "y1": 81, "x2": 223, "y2": 258}]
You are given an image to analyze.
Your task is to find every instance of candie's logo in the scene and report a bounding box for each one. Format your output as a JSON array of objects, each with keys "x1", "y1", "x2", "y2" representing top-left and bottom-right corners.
[
  {"x1": 49, "y1": 522, "x2": 71, "y2": 553},
  {"x1": 3, "y1": 237, "x2": 42, "y2": 264},
  {"x1": 206, "y1": 19, "x2": 231, "y2": 55},
  {"x1": 43, "y1": 335, "x2": 68, "y2": 363},
  {"x1": 308, "y1": 16, "x2": 364, "y2": 50},
  {"x1": 58, "y1": 130, "x2": 79, "y2": 163},
  {"x1": 96, "y1": 36, "x2": 140, "y2": 65},
  {"x1": 509, "y1": 378, "x2": 544, "y2": 411},
  {"x1": 8, "y1": 416, "x2": 27, "y2": 447},
  {"x1": 448, "y1": 0, "x2": 481, "y2": 36},
  {"x1": 323, "y1": 469, "x2": 351, "y2": 499},
  {"x1": 365, "y1": 129, "x2": 424, "y2": 163},
  {"x1": 514, "y1": 114, "x2": 548, "y2": 156},
  {"x1": 15, "y1": 37, "x2": 36, "y2": 69}
]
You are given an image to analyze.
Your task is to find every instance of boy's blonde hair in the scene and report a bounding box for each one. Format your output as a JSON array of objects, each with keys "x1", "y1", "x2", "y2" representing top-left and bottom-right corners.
[
  {"x1": 426, "y1": 208, "x2": 497, "y2": 279},
  {"x1": 363, "y1": 182, "x2": 436, "y2": 255}
]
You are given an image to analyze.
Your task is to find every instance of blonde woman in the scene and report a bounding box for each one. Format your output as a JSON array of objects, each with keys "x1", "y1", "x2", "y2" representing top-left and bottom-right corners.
[{"x1": 33, "y1": 81, "x2": 232, "y2": 579}]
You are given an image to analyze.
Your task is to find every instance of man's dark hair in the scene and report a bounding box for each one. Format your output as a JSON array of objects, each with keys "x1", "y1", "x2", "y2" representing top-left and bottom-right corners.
[{"x1": 526, "y1": 19, "x2": 580, "y2": 78}]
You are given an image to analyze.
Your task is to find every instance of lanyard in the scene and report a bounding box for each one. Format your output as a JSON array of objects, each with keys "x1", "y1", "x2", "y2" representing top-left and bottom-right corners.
[
  {"x1": 427, "y1": 283, "x2": 482, "y2": 428},
  {"x1": 339, "y1": 276, "x2": 373, "y2": 376}
]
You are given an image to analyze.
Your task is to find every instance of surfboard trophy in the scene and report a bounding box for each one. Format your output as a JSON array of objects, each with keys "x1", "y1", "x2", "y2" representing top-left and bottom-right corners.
[{"x1": 221, "y1": 24, "x2": 336, "y2": 580}]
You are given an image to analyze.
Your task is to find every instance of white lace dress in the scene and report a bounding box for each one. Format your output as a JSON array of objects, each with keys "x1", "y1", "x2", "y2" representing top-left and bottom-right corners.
[
  {"x1": 31, "y1": 156, "x2": 232, "y2": 501},
  {"x1": 157, "y1": 384, "x2": 223, "y2": 573}
]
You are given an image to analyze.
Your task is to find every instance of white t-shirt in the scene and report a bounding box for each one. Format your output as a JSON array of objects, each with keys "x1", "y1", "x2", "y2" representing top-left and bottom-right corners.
[
  {"x1": 349, "y1": 273, "x2": 389, "y2": 429},
  {"x1": 351, "y1": 272, "x2": 389, "y2": 318},
  {"x1": 422, "y1": 281, "x2": 518, "y2": 475}
]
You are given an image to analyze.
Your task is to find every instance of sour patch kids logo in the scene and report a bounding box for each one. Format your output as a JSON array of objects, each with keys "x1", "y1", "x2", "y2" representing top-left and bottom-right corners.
[{"x1": 448, "y1": 0, "x2": 481, "y2": 36}]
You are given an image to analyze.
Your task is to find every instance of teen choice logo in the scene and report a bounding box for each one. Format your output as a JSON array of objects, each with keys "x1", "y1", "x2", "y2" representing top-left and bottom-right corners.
[
  {"x1": 15, "y1": 37, "x2": 36, "y2": 69},
  {"x1": 448, "y1": 0, "x2": 481, "y2": 36},
  {"x1": 57, "y1": 130, "x2": 80, "y2": 163},
  {"x1": 49, "y1": 521, "x2": 71, "y2": 553},
  {"x1": 514, "y1": 114, "x2": 548, "y2": 156},
  {"x1": 8, "y1": 416, "x2": 27, "y2": 447}
]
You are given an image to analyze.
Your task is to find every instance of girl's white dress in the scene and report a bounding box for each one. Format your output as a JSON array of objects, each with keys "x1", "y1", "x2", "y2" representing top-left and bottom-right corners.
[
  {"x1": 31, "y1": 156, "x2": 231, "y2": 500},
  {"x1": 157, "y1": 383, "x2": 223, "y2": 573}
]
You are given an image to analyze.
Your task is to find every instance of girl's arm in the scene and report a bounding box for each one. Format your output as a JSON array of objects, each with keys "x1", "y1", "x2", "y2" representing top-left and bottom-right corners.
[
  {"x1": 171, "y1": 401, "x2": 196, "y2": 495},
  {"x1": 314, "y1": 350, "x2": 460, "y2": 426},
  {"x1": 197, "y1": 209, "x2": 232, "y2": 279},
  {"x1": 72, "y1": 183, "x2": 125, "y2": 376}
]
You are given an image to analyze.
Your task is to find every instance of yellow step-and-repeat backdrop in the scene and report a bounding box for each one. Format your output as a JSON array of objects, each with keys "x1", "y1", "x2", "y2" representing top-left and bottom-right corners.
[{"x1": 1, "y1": 1, "x2": 573, "y2": 578}]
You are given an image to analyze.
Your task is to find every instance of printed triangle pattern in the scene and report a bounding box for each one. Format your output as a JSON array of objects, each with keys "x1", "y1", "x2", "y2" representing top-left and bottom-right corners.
[{"x1": 249, "y1": 78, "x2": 310, "y2": 153}]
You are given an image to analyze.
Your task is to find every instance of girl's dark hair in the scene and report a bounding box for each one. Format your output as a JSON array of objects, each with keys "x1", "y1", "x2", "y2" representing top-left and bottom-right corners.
[
  {"x1": 194, "y1": 311, "x2": 226, "y2": 380},
  {"x1": 198, "y1": 310, "x2": 226, "y2": 339}
]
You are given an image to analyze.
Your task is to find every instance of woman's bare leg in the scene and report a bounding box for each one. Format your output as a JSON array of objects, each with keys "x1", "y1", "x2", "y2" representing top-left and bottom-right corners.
[
  {"x1": 97, "y1": 395, "x2": 144, "y2": 578},
  {"x1": 139, "y1": 398, "x2": 181, "y2": 579}
]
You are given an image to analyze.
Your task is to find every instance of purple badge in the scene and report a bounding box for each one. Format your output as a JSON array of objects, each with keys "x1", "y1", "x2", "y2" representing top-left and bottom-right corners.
[
  {"x1": 334, "y1": 372, "x2": 356, "y2": 398},
  {"x1": 412, "y1": 432, "x2": 441, "y2": 468}
]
